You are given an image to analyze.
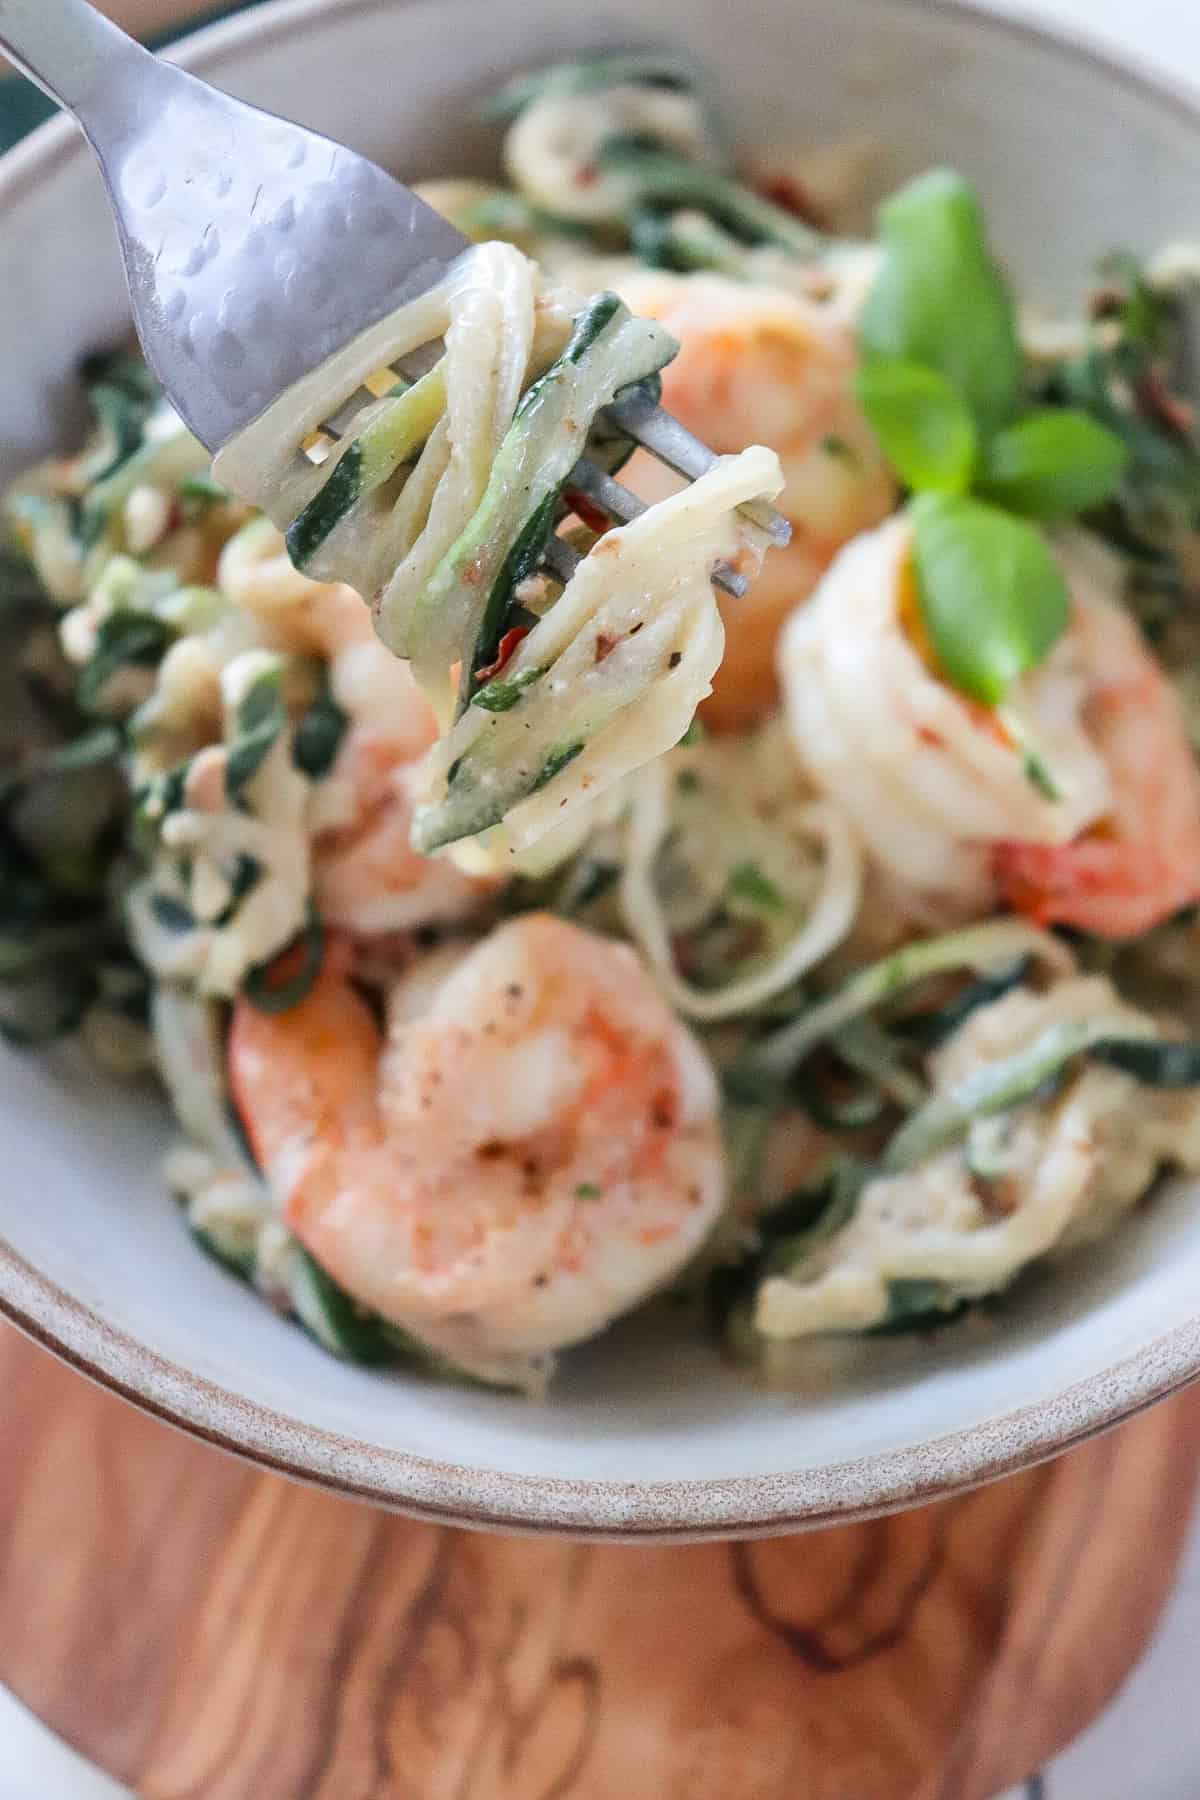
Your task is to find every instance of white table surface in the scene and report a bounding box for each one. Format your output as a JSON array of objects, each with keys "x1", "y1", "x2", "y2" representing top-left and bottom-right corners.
[{"x1": 2, "y1": 0, "x2": 1200, "y2": 1794}]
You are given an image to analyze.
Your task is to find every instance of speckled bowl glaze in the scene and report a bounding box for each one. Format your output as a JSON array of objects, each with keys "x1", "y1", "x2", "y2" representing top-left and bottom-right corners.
[{"x1": 4, "y1": 0, "x2": 1200, "y2": 1539}]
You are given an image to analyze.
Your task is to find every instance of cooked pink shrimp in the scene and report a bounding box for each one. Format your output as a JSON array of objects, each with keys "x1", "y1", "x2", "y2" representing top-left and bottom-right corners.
[
  {"x1": 228, "y1": 914, "x2": 724, "y2": 1375},
  {"x1": 219, "y1": 519, "x2": 495, "y2": 934},
  {"x1": 996, "y1": 544, "x2": 1200, "y2": 937},
  {"x1": 782, "y1": 517, "x2": 1200, "y2": 940},
  {"x1": 311, "y1": 723, "x2": 496, "y2": 935},
  {"x1": 620, "y1": 272, "x2": 897, "y2": 729},
  {"x1": 217, "y1": 517, "x2": 375, "y2": 659}
]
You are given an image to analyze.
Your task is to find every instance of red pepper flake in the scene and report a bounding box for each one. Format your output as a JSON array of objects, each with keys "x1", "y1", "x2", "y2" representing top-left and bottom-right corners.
[
  {"x1": 575, "y1": 164, "x2": 599, "y2": 188},
  {"x1": 475, "y1": 626, "x2": 529, "y2": 684},
  {"x1": 564, "y1": 489, "x2": 613, "y2": 538},
  {"x1": 259, "y1": 940, "x2": 310, "y2": 994},
  {"x1": 758, "y1": 172, "x2": 826, "y2": 227},
  {"x1": 594, "y1": 632, "x2": 618, "y2": 664},
  {"x1": 916, "y1": 724, "x2": 944, "y2": 748},
  {"x1": 650, "y1": 1089, "x2": 677, "y2": 1131},
  {"x1": 255, "y1": 927, "x2": 347, "y2": 997}
]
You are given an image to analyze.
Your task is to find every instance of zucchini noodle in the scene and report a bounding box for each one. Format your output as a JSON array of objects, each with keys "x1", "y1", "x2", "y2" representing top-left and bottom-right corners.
[
  {"x1": 619, "y1": 754, "x2": 863, "y2": 1020},
  {"x1": 731, "y1": 916, "x2": 1075, "y2": 1094},
  {"x1": 503, "y1": 80, "x2": 723, "y2": 226},
  {"x1": 214, "y1": 243, "x2": 784, "y2": 861},
  {"x1": 754, "y1": 976, "x2": 1200, "y2": 1340},
  {"x1": 414, "y1": 446, "x2": 780, "y2": 862}
]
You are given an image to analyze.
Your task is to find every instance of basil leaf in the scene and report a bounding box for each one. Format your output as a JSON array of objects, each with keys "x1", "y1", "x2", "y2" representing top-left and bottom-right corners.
[
  {"x1": 855, "y1": 359, "x2": 977, "y2": 493},
  {"x1": 860, "y1": 170, "x2": 1021, "y2": 436},
  {"x1": 910, "y1": 493, "x2": 1069, "y2": 705},
  {"x1": 979, "y1": 408, "x2": 1129, "y2": 519}
]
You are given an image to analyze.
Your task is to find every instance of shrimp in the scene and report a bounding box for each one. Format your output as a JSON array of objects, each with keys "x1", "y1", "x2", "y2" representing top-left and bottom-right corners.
[
  {"x1": 619, "y1": 271, "x2": 897, "y2": 729},
  {"x1": 779, "y1": 513, "x2": 1199, "y2": 935},
  {"x1": 220, "y1": 519, "x2": 496, "y2": 935},
  {"x1": 311, "y1": 724, "x2": 497, "y2": 934},
  {"x1": 996, "y1": 536, "x2": 1200, "y2": 937},
  {"x1": 216, "y1": 517, "x2": 375, "y2": 662},
  {"x1": 228, "y1": 914, "x2": 724, "y2": 1377}
]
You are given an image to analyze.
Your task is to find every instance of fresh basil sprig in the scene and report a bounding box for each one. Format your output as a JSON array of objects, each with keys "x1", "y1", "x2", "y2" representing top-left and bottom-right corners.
[
  {"x1": 855, "y1": 169, "x2": 1128, "y2": 706},
  {"x1": 857, "y1": 169, "x2": 1127, "y2": 516},
  {"x1": 860, "y1": 169, "x2": 1022, "y2": 438}
]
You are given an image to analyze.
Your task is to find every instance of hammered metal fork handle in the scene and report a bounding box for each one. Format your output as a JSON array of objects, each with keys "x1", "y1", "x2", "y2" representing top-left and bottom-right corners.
[
  {"x1": 0, "y1": 0, "x2": 468, "y2": 454},
  {"x1": 0, "y1": 0, "x2": 791, "y2": 574}
]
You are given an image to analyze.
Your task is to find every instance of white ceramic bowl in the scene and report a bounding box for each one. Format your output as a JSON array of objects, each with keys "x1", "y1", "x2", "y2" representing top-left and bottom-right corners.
[{"x1": 4, "y1": 0, "x2": 1200, "y2": 1539}]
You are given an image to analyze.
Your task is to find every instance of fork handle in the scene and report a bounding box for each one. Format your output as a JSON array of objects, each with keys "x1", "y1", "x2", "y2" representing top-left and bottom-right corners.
[{"x1": 0, "y1": 0, "x2": 149, "y2": 122}]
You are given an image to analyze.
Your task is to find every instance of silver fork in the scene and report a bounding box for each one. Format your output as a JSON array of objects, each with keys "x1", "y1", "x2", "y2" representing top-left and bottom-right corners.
[{"x1": 0, "y1": 0, "x2": 789, "y2": 599}]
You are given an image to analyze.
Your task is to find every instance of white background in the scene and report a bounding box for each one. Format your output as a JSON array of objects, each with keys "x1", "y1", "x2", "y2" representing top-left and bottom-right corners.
[{"x1": 2, "y1": 0, "x2": 1200, "y2": 1794}]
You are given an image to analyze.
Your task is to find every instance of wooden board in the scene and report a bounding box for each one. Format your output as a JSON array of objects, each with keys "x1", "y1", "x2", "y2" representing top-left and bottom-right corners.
[
  {"x1": 1, "y1": 1321, "x2": 1198, "y2": 1800},
  {"x1": 3, "y1": 5, "x2": 1199, "y2": 1792}
]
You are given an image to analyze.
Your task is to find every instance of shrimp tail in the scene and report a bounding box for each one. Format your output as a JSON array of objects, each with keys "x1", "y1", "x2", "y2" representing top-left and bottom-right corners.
[{"x1": 997, "y1": 839, "x2": 1200, "y2": 940}]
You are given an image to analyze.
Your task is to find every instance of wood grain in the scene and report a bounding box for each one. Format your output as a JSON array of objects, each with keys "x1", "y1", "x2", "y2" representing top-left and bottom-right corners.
[
  {"x1": 3, "y1": 4, "x2": 1199, "y2": 1786},
  {"x1": 1, "y1": 1322, "x2": 1197, "y2": 1800}
]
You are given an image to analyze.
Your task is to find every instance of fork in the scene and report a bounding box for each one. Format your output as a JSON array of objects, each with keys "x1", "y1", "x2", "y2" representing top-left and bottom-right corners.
[{"x1": 0, "y1": 0, "x2": 789, "y2": 599}]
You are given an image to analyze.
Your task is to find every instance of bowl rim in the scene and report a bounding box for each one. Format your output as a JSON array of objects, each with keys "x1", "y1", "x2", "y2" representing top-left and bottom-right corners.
[{"x1": 3, "y1": 0, "x2": 1200, "y2": 1538}]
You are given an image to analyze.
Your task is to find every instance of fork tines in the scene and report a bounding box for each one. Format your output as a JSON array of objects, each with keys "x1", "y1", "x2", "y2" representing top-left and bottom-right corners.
[
  {"x1": 604, "y1": 393, "x2": 793, "y2": 546},
  {"x1": 552, "y1": 454, "x2": 750, "y2": 600},
  {"x1": 316, "y1": 372, "x2": 790, "y2": 602},
  {"x1": 539, "y1": 394, "x2": 792, "y2": 599}
]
